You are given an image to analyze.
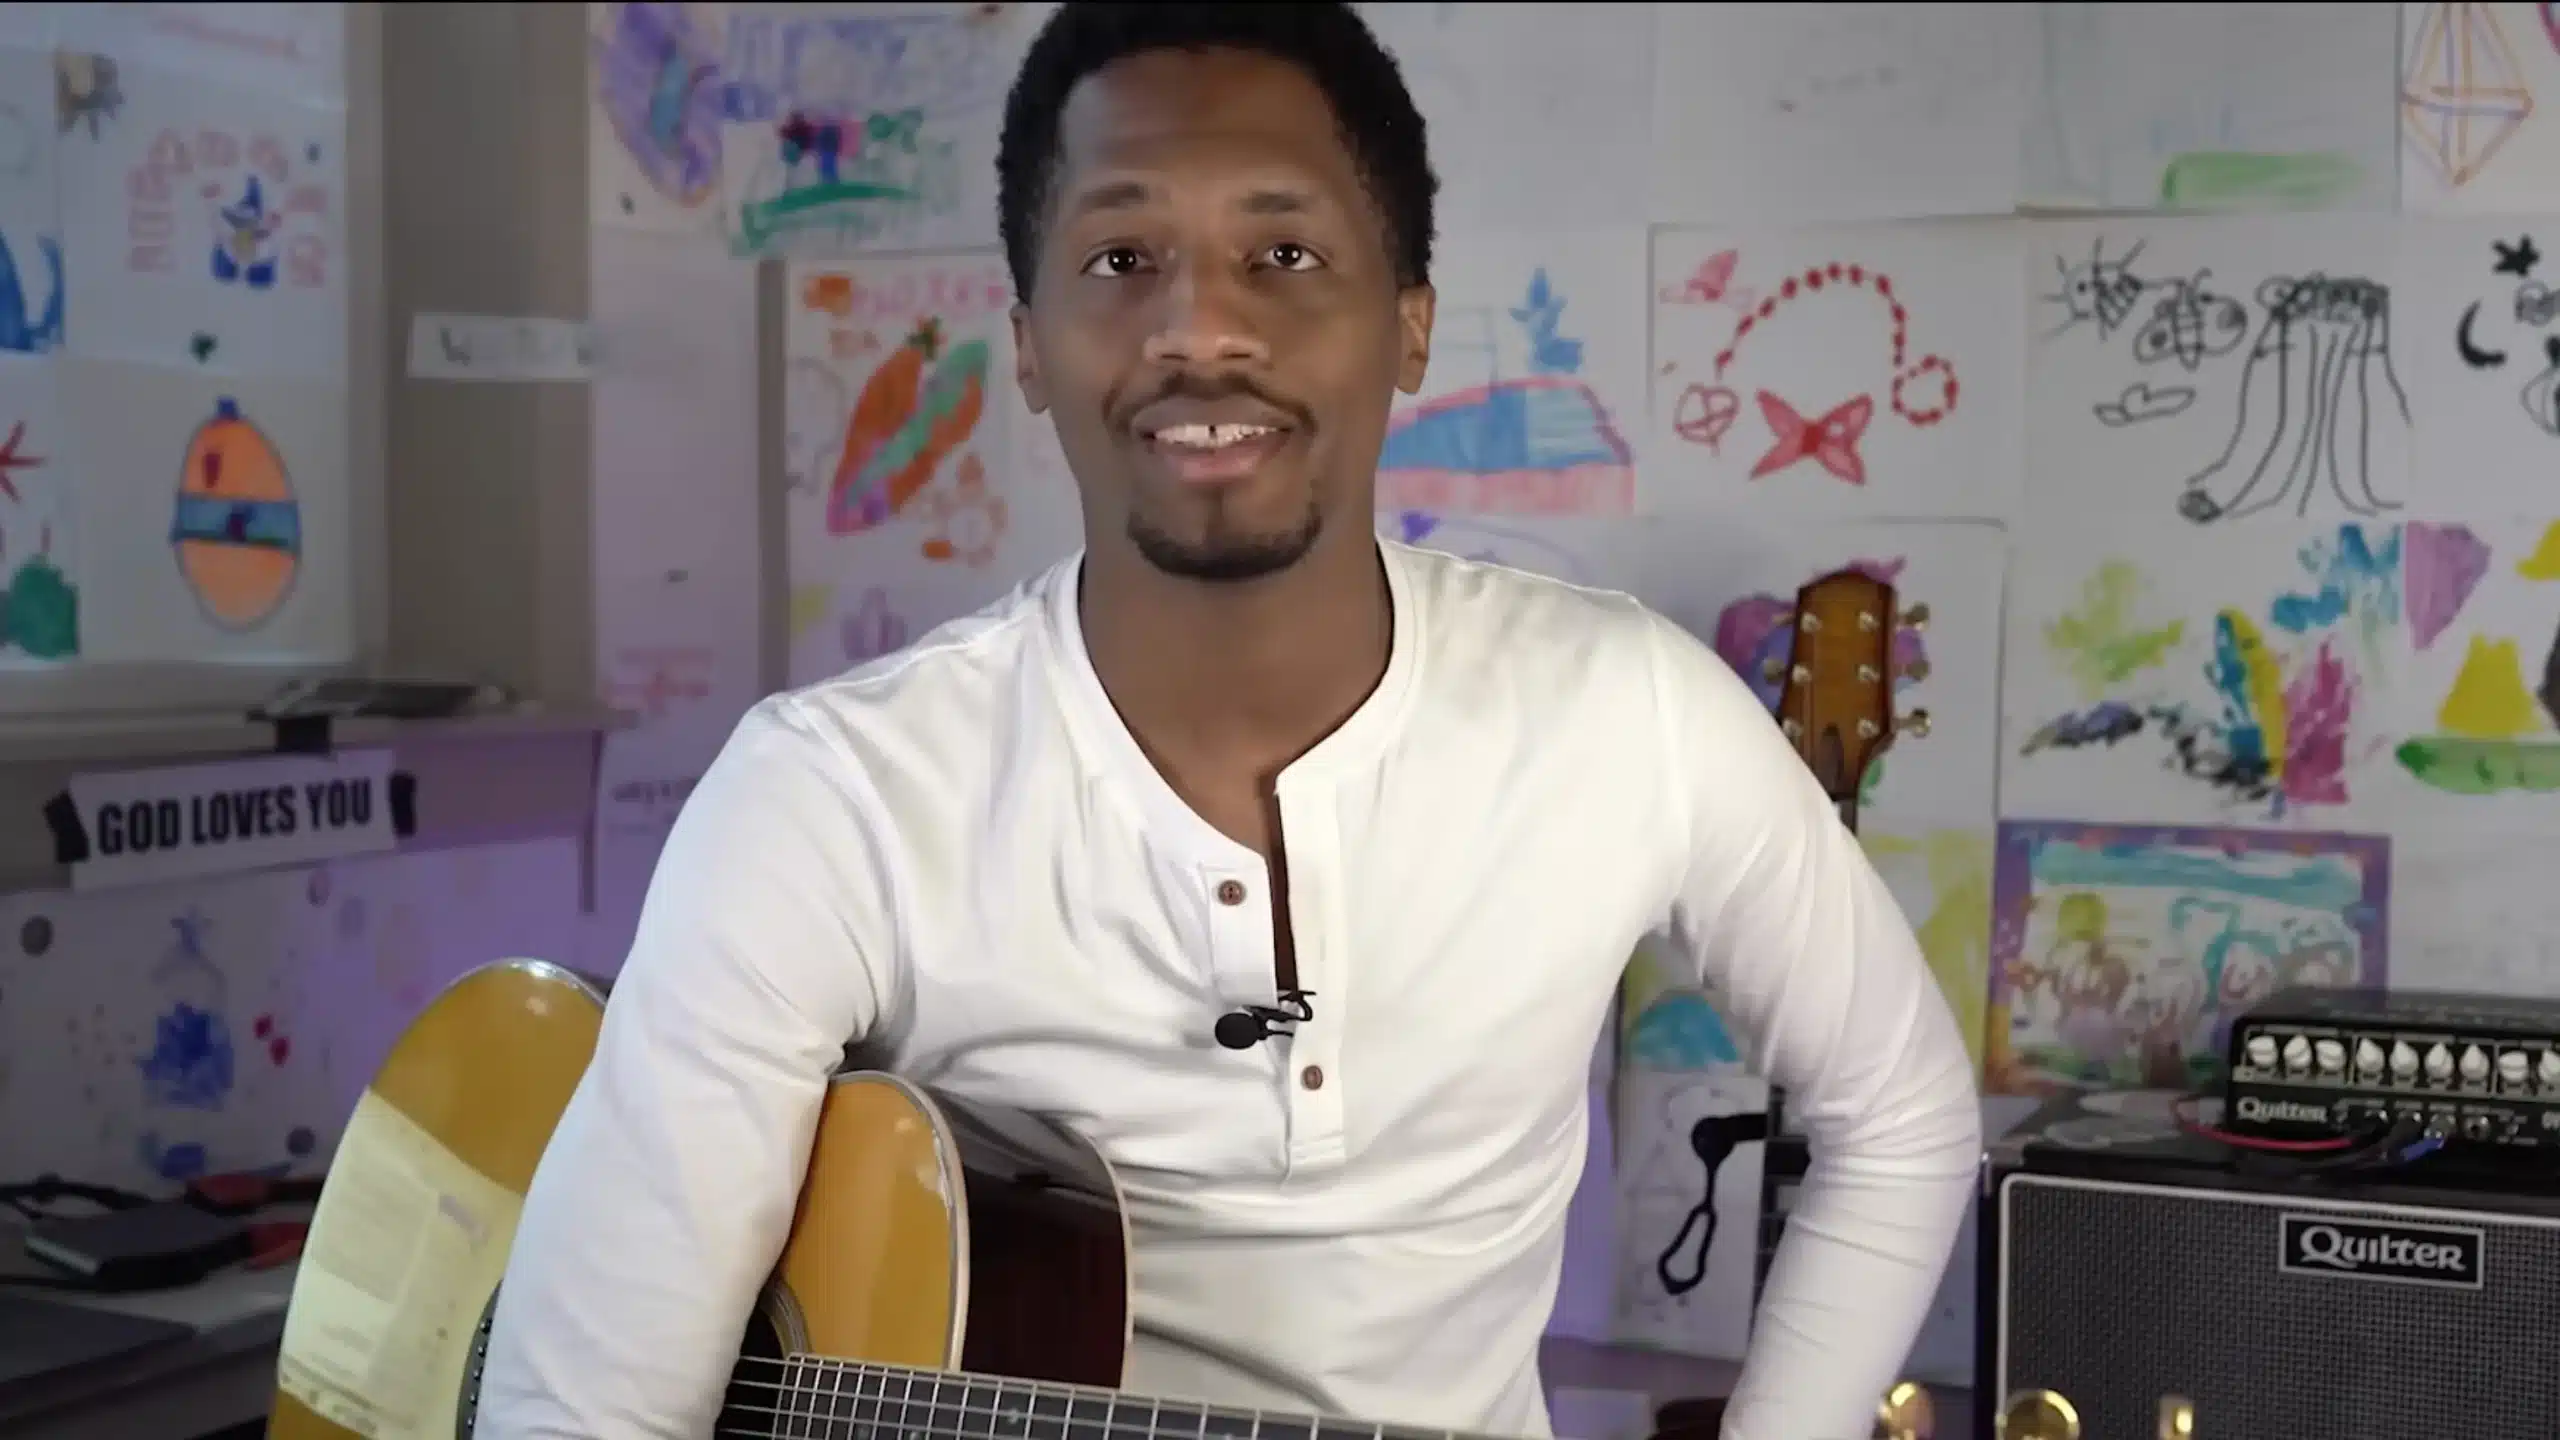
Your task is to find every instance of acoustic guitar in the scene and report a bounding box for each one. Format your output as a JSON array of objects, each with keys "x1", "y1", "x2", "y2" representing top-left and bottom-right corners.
[
  {"x1": 1651, "y1": 566, "x2": 1933, "y2": 1440},
  {"x1": 1746, "y1": 568, "x2": 1932, "y2": 1303},
  {"x1": 266, "y1": 959, "x2": 1942, "y2": 1440}
]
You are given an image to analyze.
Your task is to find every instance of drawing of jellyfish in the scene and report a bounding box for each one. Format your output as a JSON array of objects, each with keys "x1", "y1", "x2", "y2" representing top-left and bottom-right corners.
[
  {"x1": 135, "y1": 910, "x2": 235, "y2": 1182},
  {"x1": 2178, "y1": 274, "x2": 2407, "y2": 526}
]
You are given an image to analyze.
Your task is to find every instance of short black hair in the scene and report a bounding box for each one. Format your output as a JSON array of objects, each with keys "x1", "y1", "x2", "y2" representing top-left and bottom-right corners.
[{"x1": 995, "y1": 3, "x2": 1437, "y2": 302}]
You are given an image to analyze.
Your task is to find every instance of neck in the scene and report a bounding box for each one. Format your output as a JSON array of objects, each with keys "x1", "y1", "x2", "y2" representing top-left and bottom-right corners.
[{"x1": 1079, "y1": 528, "x2": 1393, "y2": 770}]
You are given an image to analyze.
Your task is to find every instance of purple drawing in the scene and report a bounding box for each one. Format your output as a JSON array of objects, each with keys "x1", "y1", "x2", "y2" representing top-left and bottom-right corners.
[
  {"x1": 593, "y1": 3, "x2": 725, "y2": 212},
  {"x1": 2405, "y1": 520, "x2": 2490, "y2": 650}
]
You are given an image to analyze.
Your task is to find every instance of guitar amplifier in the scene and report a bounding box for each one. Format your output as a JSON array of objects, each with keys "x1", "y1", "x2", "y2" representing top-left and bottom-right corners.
[{"x1": 1979, "y1": 1089, "x2": 2560, "y2": 1440}]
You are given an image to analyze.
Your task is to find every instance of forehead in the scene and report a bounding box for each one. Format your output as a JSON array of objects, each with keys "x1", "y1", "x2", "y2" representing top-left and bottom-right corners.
[{"x1": 1050, "y1": 47, "x2": 1364, "y2": 208}]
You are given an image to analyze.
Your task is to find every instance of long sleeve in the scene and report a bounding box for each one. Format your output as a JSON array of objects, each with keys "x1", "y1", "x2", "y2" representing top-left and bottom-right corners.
[
  {"x1": 1642, "y1": 612, "x2": 1982, "y2": 1440},
  {"x1": 474, "y1": 695, "x2": 905, "y2": 1438}
]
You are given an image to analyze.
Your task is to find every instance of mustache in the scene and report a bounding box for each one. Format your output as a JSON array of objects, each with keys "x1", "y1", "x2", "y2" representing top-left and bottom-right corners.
[{"x1": 1117, "y1": 370, "x2": 1310, "y2": 430}]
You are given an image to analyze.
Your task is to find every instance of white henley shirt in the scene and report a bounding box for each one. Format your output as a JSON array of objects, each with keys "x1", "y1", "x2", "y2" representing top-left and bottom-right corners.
[{"x1": 476, "y1": 538, "x2": 1981, "y2": 1440}]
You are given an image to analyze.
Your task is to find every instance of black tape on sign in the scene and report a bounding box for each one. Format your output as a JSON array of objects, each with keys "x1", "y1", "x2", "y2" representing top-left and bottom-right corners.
[
  {"x1": 45, "y1": 792, "x2": 89, "y2": 865},
  {"x1": 390, "y1": 771, "x2": 417, "y2": 838}
]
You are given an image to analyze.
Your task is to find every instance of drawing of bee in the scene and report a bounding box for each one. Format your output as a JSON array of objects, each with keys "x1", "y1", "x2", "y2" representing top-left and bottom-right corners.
[
  {"x1": 2044, "y1": 236, "x2": 2148, "y2": 340},
  {"x1": 2133, "y1": 270, "x2": 2251, "y2": 372}
]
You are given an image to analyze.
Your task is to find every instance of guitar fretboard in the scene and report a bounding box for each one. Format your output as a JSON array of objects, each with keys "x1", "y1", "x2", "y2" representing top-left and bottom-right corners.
[{"x1": 734, "y1": 1356, "x2": 1484, "y2": 1440}]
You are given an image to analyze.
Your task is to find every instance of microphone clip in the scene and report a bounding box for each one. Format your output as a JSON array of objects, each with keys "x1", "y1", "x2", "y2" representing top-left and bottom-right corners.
[{"x1": 1214, "y1": 989, "x2": 1318, "y2": 1050}]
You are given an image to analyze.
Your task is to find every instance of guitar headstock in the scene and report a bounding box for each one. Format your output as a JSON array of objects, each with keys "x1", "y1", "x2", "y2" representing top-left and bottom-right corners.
[{"x1": 1767, "y1": 568, "x2": 1932, "y2": 812}]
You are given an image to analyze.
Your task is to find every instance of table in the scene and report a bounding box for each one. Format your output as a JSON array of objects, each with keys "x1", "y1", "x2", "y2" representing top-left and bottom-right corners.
[{"x1": 0, "y1": 1247, "x2": 293, "y2": 1440}]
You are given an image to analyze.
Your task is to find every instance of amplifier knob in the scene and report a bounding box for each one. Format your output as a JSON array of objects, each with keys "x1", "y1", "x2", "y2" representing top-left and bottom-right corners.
[
  {"x1": 2355, "y1": 1038, "x2": 2386, "y2": 1076},
  {"x1": 2283, "y1": 1035, "x2": 2313, "y2": 1073},
  {"x1": 2460, "y1": 1045, "x2": 2490, "y2": 1082},
  {"x1": 1997, "y1": 1390, "x2": 2081, "y2": 1440},
  {"x1": 2391, "y1": 1042, "x2": 2420, "y2": 1080},
  {"x1": 2425, "y1": 1044, "x2": 2455, "y2": 1082},
  {"x1": 2500, "y1": 1050, "x2": 2530, "y2": 1088},
  {"x1": 2246, "y1": 1034, "x2": 2279, "y2": 1070},
  {"x1": 2314, "y1": 1038, "x2": 2346, "y2": 1073},
  {"x1": 2540, "y1": 1050, "x2": 2560, "y2": 1089}
]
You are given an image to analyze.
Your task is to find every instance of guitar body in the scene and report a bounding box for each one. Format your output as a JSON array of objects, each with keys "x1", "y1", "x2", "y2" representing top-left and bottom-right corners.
[{"x1": 268, "y1": 959, "x2": 1130, "y2": 1439}]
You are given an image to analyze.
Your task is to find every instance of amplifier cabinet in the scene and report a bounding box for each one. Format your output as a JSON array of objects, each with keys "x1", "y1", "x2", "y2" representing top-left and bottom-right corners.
[{"x1": 1985, "y1": 1158, "x2": 2560, "y2": 1440}]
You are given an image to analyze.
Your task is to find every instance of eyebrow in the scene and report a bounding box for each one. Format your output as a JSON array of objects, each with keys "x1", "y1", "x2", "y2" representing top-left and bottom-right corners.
[{"x1": 1062, "y1": 181, "x2": 1318, "y2": 220}]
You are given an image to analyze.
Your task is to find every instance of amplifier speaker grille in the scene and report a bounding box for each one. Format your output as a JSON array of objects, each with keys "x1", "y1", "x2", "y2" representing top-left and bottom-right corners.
[{"x1": 1998, "y1": 1173, "x2": 2560, "y2": 1440}]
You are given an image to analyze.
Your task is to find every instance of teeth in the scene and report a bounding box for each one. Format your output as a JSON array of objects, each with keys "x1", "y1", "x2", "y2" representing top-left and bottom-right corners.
[{"x1": 1156, "y1": 422, "x2": 1273, "y2": 449}]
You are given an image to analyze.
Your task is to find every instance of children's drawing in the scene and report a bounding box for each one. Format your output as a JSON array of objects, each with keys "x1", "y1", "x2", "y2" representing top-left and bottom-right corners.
[
  {"x1": 592, "y1": 2, "x2": 725, "y2": 221},
  {"x1": 1620, "y1": 825, "x2": 1995, "y2": 1080},
  {"x1": 2449, "y1": 230, "x2": 2560, "y2": 436},
  {"x1": 59, "y1": 68, "x2": 344, "y2": 375},
  {"x1": 55, "y1": 3, "x2": 343, "y2": 102},
  {"x1": 0, "y1": 368, "x2": 76, "y2": 663},
  {"x1": 2025, "y1": 4, "x2": 2396, "y2": 213},
  {"x1": 1986, "y1": 820, "x2": 2388, "y2": 1097},
  {"x1": 172, "y1": 397, "x2": 301, "y2": 632},
  {"x1": 2403, "y1": 4, "x2": 2542, "y2": 193},
  {"x1": 837, "y1": 587, "x2": 911, "y2": 668},
  {"x1": 54, "y1": 53, "x2": 124, "y2": 139},
  {"x1": 2391, "y1": 517, "x2": 2560, "y2": 810},
  {"x1": 2031, "y1": 221, "x2": 2408, "y2": 527},
  {"x1": 1387, "y1": 510, "x2": 1594, "y2": 585},
  {"x1": 1652, "y1": 224, "x2": 2020, "y2": 521},
  {"x1": 603, "y1": 642, "x2": 716, "y2": 725},
  {"x1": 717, "y1": 6, "x2": 1029, "y2": 256},
  {"x1": 784, "y1": 256, "x2": 1017, "y2": 686},
  {"x1": 2004, "y1": 521, "x2": 2404, "y2": 825},
  {"x1": 0, "y1": 48, "x2": 64, "y2": 356},
  {"x1": 135, "y1": 909, "x2": 237, "y2": 1181},
  {"x1": 2406, "y1": 222, "x2": 2560, "y2": 517},
  {"x1": 1377, "y1": 267, "x2": 1635, "y2": 517},
  {"x1": 1611, "y1": 1067, "x2": 1766, "y2": 1363}
]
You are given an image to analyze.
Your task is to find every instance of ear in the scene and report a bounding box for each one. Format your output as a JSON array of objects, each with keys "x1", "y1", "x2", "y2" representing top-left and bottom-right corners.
[
  {"x1": 1011, "y1": 302, "x2": 1049, "y2": 415},
  {"x1": 1394, "y1": 284, "x2": 1435, "y2": 395}
]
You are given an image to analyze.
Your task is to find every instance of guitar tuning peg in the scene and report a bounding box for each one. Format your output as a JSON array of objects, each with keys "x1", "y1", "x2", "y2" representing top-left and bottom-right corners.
[
  {"x1": 1900, "y1": 602, "x2": 1931, "y2": 630},
  {"x1": 1898, "y1": 708, "x2": 1932, "y2": 738},
  {"x1": 1874, "y1": 1380, "x2": 1934, "y2": 1440},
  {"x1": 1797, "y1": 611, "x2": 1823, "y2": 633},
  {"x1": 1856, "y1": 609, "x2": 1881, "y2": 633},
  {"x1": 1901, "y1": 659, "x2": 1932, "y2": 682},
  {"x1": 2156, "y1": 1396, "x2": 2193, "y2": 1440},
  {"x1": 1761, "y1": 656, "x2": 1787, "y2": 683}
]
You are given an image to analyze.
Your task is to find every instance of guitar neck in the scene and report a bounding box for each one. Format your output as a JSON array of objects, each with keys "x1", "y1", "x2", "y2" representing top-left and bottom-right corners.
[{"x1": 756, "y1": 1356, "x2": 1493, "y2": 1440}]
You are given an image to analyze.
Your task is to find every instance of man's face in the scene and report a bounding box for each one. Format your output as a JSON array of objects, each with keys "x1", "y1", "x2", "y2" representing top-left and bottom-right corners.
[{"x1": 1013, "y1": 47, "x2": 1433, "y2": 583}]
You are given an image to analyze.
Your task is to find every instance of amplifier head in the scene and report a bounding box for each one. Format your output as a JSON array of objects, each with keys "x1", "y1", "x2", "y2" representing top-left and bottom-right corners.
[{"x1": 1988, "y1": 1153, "x2": 2560, "y2": 1439}]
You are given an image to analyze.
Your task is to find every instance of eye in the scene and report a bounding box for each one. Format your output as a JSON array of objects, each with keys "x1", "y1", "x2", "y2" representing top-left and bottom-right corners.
[
  {"x1": 1080, "y1": 246, "x2": 1150, "y2": 278},
  {"x1": 1261, "y1": 242, "x2": 1324, "y2": 272}
]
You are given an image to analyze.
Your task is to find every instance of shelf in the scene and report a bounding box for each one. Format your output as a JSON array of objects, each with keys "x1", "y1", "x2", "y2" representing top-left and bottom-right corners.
[{"x1": 0, "y1": 704, "x2": 637, "y2": 771}]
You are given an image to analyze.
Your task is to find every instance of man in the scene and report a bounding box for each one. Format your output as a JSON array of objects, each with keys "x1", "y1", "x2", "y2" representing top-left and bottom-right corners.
[{"x1": 478, "y1": 6, "x2": 1980, "y2": 1437}]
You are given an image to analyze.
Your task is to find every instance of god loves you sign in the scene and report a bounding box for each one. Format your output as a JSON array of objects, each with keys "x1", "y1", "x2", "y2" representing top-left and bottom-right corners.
[{"x1": 63, "y1": 747, "x2": 400, "y2": 891}]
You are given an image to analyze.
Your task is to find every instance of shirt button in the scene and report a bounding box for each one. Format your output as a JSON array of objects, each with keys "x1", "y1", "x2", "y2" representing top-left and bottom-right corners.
[
  {"x1": 1215, "y1": 879, "x2": 1248, "y2": 906},
  {"x1": 1300, "y1": 1065, "x2": 1325, "y2": 1091}
]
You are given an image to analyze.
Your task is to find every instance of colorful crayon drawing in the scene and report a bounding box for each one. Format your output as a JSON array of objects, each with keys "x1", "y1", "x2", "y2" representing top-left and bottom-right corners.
[
  {"x1": 825, "y1": 317, "x2": 990, "y2": 540},
  {"x1": 1376, "y1": 268, "x2": 1635, "y2": 517},
  {"x1": 55, "y1": 52, "x2": 123, "y2": 139},
  {"x1": 171, "y1": 398, "x2": 301, "y2": 632},
  {"x1": 2395, "y1": 519, "x2": 2560, "y2": 798},
  {"x1": 720, "y1": 7, "x2": 1019, "y2": 255},
  {"x1": 1987, "y1": 820, "x2": 2388, "y2": 1097},
  {"x1": 129, "y1": 126, "x2": 333, "y2": 291},
  {"x1": 135, "y1": 909, "x2": 237, "y2": 1182},
  {"x1": 1618, "y1": 825, "x2": 1993, "y2": 1077},
  {"x1": 0, "y1": 232, "x2": 63, "y2": 354},
  {"x1": 2011, "y1": 523, "x2": 2401, "y2": 821},
  {"x1": 0, "y1": 407, "x2": 75, "y2": 661},
  {"x1": 592, "y1": 2, "x2": 725, "y2": 214},
  {"x1": 2401, "y1": 2, "x2": 2540, "y2": 192}
]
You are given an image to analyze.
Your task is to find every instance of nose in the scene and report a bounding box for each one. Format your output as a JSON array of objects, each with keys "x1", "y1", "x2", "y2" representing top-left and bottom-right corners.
[{"x1": 1141, "y1": 264, "x2": 1271, "y2": 368}]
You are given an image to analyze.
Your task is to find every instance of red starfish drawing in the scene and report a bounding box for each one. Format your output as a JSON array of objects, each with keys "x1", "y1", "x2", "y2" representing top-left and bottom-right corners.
[
  {"x1": 0, "y1": 421, "x2": 39, "y2": 504},
  {"x1": 1748, "y1": 392, "x2": 1872, "y2": 484}
]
